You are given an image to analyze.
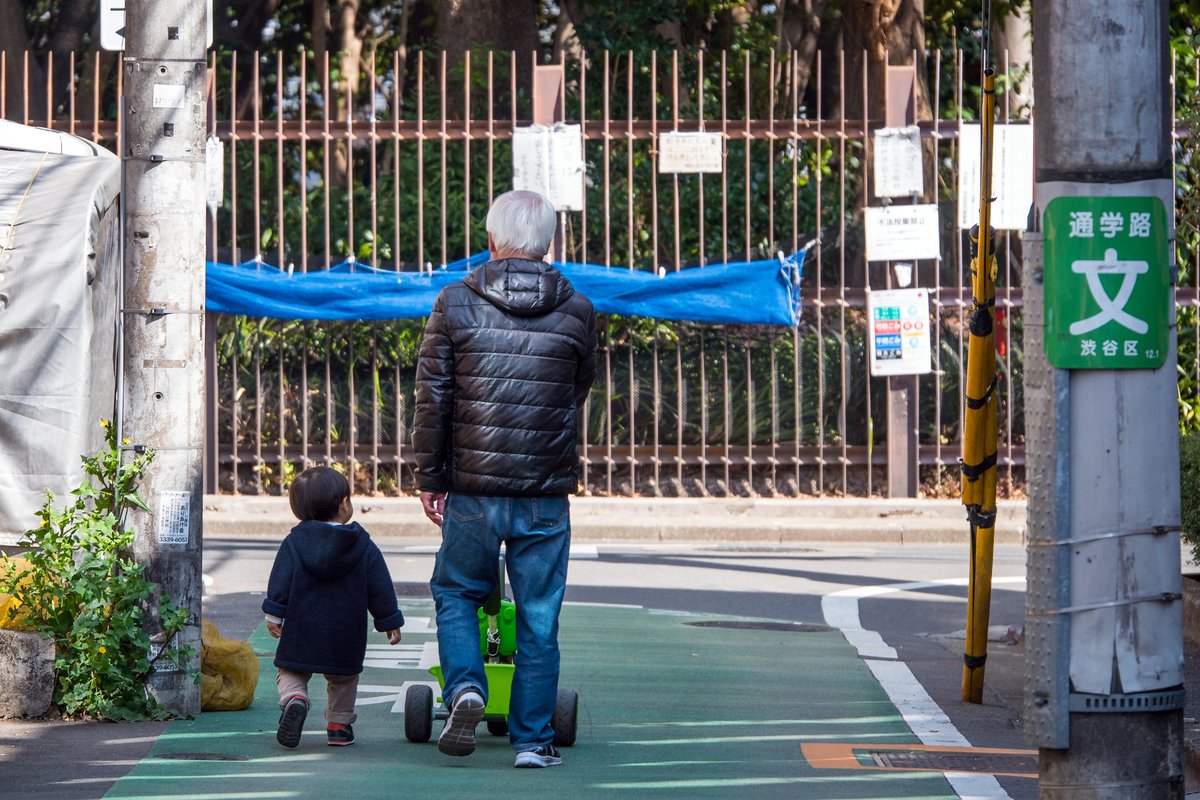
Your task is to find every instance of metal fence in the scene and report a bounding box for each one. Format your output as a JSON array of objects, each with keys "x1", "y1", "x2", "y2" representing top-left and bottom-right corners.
[{"x1": 5, "y1": 47, "x2": 1176, "y2": 498}]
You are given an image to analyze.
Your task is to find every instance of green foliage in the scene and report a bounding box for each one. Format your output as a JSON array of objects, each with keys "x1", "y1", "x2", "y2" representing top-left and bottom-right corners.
[
  {"x1": 1182, "y1": 429, "x2": 1200, "y2": 563},
  {"x1": 0, "y1": 423, "x2": 194, "y2": 721}
]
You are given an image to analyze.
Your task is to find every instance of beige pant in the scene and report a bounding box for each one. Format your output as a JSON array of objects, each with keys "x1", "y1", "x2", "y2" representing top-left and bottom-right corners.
[{"x1": 275, "y1": 668, "x2": 360, "y2": 725}]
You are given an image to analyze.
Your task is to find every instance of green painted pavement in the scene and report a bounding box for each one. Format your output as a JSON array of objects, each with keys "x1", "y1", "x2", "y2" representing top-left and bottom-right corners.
[{"x1": 103, "y1": 602, "x2": 957, "y2": 800}]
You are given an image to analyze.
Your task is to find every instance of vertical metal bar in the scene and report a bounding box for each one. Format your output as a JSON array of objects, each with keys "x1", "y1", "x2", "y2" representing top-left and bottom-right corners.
[
  {"x1": 746, "y1": 342, "x2": 755, "y2": 494},
  {"x1": 604, "y1": 323, "x2": 614, "y2": 494},
  {"x1": 700, "y1": 334, "x2": 709, "y2": 491},
  {"x1": 672, "y1": 50, "x2": 680, "y2": 271},
  {"x1": 652, "y1": 333, "x2": 661, "y2": 492},
  {"x1": 68, "y1": 52, "x2": 76, "y2": 135},
  {"x1": 417, "y1": 51, "x2": 425, "y2": 269},
  {"x1": 603, "y1": 51, "x2": 611, "y2": 267},
  {"x1": 371, "y1": 333, "x2": 380, "y2": 492},
  {"x1": 394, "y1": 50, "x2": 402, "y2": 268},
  {"x1": 698, "y1": 49, "x2": 706, "y2": 267},
  {"x1": 487, "y1": 52, "x2": 494, "y2": 208},
  {"x1": 816, "y1": 49, "x2": 826, "y2": 492},
  {"x1": 860, "y1": 49, "x2": 870, "y2": 497},
  {"x1": 627, "y1": 51, "x2": 634, "y2": 271},
  {"x1": 323, "y1": 51, "x2": 332, "y2": 270},
  {"x1": 440, "y1": 51, "x2": 448, "y2": 267},
  {"x1": 229, "y1": 52, "x2": 241, "y2": 493},
  {"x1": 254, "y1": 336, "x2": 264, "y2": 494},
  {"x1": 768, "y1": 50, "x2": 776, "y2": 255},
  {"x1": 345, "y1": 65, "x2": 355, "y2": 265},
  {"x1": 628, "y1": 335, "x2": 637, "y2": 493},
  {"x1": 721, "y1": 52, "x2": 728, "y2": 264},
  {"x1": 957, "y1": 48, "x2": 967, "y2": 471},
  {"x1": 300, "y1": 53, "x2": 311, "y2": 471},
  {"x1": 463, "y1": 51, "x2": 472, "y2": 260},
  {"x1": 837, "y1": 49, "x2": 848, "y2": 495},
  {"x1": 933, "y1": 47, "x2": 944, "y2": 479},
  {"x1": 276, "y1": 52, "x2": 287, "y2": 489},
  {"x1": 252, "y1": 54, "x2": 262, "y2": 260},
  {"x1": 579, "y1": 50, "x2": 587, "y2": 264},
  {"x1": 651, "y1": 51, "x2": 659, "y2": 274},
  {"x1": 744, "y1": 51, "x2": 752, "y2": 262},
  {"x1": 369, "y1": 54, "x2": 379, "y2": 268},
  {"x1": 45, "y1": 51, "x2": 52, "y2": 128},
  {"x1": 676, "y1": 334, "x2": 684, "y2": 489},
  {"x1": 722, "y1": 331, "x2": 731, "y2": 491}
]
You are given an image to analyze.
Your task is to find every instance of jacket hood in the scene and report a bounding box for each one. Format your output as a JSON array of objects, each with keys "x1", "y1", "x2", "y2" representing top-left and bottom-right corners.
[
  {"x1": 288, "y1": 520, "x2": 371, "y2": 582},
  {"x1": 463, "y1": 257, "x2": 575, "y2": 317}
]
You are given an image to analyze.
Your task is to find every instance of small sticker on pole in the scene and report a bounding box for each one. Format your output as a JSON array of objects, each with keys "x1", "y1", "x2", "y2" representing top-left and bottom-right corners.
[{"x1": 157, "y1": 491, "x2": 191, "y2": 546}]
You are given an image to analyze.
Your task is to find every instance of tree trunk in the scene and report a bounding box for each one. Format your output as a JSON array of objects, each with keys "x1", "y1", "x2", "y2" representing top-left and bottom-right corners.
[
  {"x1": 991, "y1": 4, "x2": 1033, "y2": 117},
  {"x1": 436, "y1": 0, "x2": 539, "y2": 113},
  {"x1": 0, "y1": 0, "x2": 45, "y2": 122},
  {"x1": 776, "y1": 0, "x2": 830, "y2": 114}
]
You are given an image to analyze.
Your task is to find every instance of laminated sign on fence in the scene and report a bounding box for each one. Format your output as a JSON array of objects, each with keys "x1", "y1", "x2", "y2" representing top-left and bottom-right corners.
[
  {"x1": 864, "y1": 204, "x2": 941, "y2": 261},
  {"x1": 512, "y1": 124, "x2": 585, "y2": 211},
  {"x1": 657, "y1": 131, "x2": 724, "y2": 173},
  {"x1": 872, "y1": 126, "x2": 923, "y2": 198},
  {"x1": 867, "y1": 288, "x2": 932, "y2": 376},
  {"x1": 957, "y1": 123, "x2": 1034, "y2": 230}
]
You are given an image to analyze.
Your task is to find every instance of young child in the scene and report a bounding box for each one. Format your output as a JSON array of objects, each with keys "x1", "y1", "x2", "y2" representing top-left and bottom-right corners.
[{"x1": 262, "y1": 466, "x2": 404, "y2": 748}]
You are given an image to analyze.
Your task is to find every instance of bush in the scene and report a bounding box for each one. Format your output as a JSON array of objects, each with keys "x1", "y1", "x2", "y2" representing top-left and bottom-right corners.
[
  {"x1": 0, "y1": 422, "x2": 194, "y2": 720},
  {"x1": 1183, "y1": 429, "x2": 1200, "y2": 565}
]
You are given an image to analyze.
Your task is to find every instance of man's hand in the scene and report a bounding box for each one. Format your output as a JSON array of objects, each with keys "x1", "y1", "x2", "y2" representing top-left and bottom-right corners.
[
  {"x1": 267, "y1": 621, "x2": 283, "y2": 638},
  {"x1": 420, "y1": 491, "x2": 447, "y2": 526},
  {"x1": 386, "y1": 629, "x2": 402, "y2": 645}
]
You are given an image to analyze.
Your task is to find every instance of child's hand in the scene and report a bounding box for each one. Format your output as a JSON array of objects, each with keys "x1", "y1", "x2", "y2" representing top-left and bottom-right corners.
[
  {"x1": 267, "y1": 621, "x2": 283, "y2": 638},
  {"x1": 386, "y1": 629, "x2": 401, "y2": 645}
]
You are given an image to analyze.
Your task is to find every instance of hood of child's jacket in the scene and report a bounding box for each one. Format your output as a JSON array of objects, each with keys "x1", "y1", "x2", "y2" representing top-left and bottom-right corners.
[
  {"x1": 463, "y1": 257, "x2": 575, "y2": 317},
  {"x1": 288, "y1": 520, "x2": 371, "y2": 581}
]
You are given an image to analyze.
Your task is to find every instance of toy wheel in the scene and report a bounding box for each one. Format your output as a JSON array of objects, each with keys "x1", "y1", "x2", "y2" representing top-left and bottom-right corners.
[
  {"x1": 551, "y1": 688, "x2": 578, "y2": 747},
  {"x1": 486, "y1": 718, "x2": 509, "y2": 736},
  {"x1": 404, "y1": 684, "x2": 433, "y2": 742}
]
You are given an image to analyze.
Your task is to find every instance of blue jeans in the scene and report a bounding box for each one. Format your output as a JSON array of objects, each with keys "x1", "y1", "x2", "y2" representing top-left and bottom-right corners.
[{"x1": 430, "y1": 493, "x2": 571, "y2": 751}]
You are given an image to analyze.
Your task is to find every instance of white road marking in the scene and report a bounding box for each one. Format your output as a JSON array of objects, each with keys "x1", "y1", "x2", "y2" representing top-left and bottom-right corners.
[{"x1": 821, "y1": 575, "x2": 1027, "y2": 800}]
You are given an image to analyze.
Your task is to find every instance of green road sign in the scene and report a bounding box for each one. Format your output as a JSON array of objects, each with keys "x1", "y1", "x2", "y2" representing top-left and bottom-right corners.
[{"x1": 1043, "y1": 196, "x2": 1170, "y2": 369}]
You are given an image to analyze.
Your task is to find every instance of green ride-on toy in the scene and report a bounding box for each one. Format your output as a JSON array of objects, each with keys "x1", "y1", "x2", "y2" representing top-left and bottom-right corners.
[{"x1": 404, "y1": 554, "x2": 579, "y2": 747}]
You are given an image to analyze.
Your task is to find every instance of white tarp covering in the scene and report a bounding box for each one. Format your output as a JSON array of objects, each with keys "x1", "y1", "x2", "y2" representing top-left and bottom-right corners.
[{"x1": 0, "y1": 128, "x2": 120, "y2": 545}]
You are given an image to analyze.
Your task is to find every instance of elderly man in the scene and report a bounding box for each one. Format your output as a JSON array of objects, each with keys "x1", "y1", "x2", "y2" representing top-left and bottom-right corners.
[{"x1": 412, "y1": 190, "x2": 597, "y2": 768}]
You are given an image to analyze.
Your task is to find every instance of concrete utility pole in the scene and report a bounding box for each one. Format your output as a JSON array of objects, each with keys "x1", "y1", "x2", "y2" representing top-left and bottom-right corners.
[
  {"x1": 122, "y1": 0, "x2": 208, "y2": 715},
  {"x1": 1025, "y1": 2, "x2": 1184, "y2": 797}
]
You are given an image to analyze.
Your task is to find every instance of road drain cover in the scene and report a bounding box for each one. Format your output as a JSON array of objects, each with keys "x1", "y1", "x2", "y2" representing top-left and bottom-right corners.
[
  {"x1": 869, "y1": 750, "x2": 1037, "y2": 774},
  {"x1": 684, "y1": 620, "x2": 831, "y2": 633},
  {"x1": 156, "y1": 753, "x2": 249, "y2": 762}
]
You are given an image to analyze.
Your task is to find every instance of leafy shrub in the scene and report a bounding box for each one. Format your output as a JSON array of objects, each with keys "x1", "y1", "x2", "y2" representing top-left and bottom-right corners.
[
  {"x1": 1183, "y1": 429, "x2": 1200, "y2": 566},
  {"x1": 0, "y1": 422, "x2": 193, "y2": 720}
]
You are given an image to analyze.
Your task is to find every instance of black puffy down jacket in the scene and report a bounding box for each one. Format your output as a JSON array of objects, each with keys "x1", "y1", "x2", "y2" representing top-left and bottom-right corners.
[{"x1": 412, "y1": 257, "x2": 597, "y2": 496}]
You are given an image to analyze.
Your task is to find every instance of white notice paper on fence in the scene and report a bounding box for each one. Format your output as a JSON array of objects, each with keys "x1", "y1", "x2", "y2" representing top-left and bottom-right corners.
[
  {"x1": 657, "y1": 131, "x2": 724, "y2": 173},
  {"x1": 157, "y1": 491, "x2": 190, "y2": 546},
  {"x1": 512, "y1": 124, "x2": 585, "y2": 211},
  {"x1": 867, "y1": 288, "x2": 932, "y2": 377},
  {"x1": 957, "y1": 123, "x2": 1033, "y2": 230},
  {"x1": 873, "y1": 126, "x2": 923, "y2": 197},
  {"x1": 864, "y1": 204, "x2": 941, "y2": 261}
]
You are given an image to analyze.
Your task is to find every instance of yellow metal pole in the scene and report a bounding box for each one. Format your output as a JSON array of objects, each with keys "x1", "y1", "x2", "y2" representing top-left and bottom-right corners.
[{"x1": 961, "y1": 68, "x2": 998, "y2": 704}]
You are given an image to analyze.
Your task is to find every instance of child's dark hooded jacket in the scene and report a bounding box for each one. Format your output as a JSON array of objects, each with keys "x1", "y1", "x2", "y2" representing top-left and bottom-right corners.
[{"x1": 262, "y1": 520, "x2": 404, "y2": 675}]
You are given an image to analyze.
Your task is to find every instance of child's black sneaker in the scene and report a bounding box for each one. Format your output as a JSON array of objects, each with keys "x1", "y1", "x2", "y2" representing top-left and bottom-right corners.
[
  {"x1": 276, "y1": 696, "x2": 309, "y2": 748},
  {"x1": 514, "y1": 744, "x2": 562, "y2": 768},
  {"x1": 437, "y1": 689, "x2": 485, "y2": 756},
  {"x1": 326, "y1": 723, "x2": 355, "y2": 746}
]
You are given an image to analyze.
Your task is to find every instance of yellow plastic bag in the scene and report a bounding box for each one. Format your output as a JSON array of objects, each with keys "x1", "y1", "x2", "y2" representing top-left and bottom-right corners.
[
  {"x1": 0, "y1": 557, "x2": 37, "y2": 631},
  {"x1": 200, "y1": 619, "x2": 259, "y2": 711}
]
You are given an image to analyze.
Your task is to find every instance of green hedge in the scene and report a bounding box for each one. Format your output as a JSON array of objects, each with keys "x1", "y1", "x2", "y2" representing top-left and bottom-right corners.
[{"x1": 1183, "y1": 429, "x2": 1200, "y2": 564}]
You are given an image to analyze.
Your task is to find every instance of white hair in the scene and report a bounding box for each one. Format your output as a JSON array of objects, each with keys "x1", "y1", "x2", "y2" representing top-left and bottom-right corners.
[{"x1": 486, "y1": 190, "x2": 557, "y2": 258}]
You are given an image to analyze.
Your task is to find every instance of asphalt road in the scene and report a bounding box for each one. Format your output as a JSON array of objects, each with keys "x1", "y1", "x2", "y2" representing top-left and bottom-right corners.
[{"x1": 1, "y1": 536, "x2": 1034, "y2": 799}]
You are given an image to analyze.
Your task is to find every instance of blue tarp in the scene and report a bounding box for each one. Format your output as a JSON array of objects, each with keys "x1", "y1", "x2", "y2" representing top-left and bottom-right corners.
[{"x1": 206, "y1": 249, "x2": 805, "y2": 326}]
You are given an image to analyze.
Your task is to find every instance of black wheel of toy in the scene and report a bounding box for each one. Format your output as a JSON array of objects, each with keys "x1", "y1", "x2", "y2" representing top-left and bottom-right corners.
[
  {"x1": 486, "y1": 718, "x2": 509, "y2": 736},
  {"x1": 550, "y1": 688, "x2": 578, "y2": 747},
  {"x1": 404, "y1": 684, "x2": 433, "y2": 742}
]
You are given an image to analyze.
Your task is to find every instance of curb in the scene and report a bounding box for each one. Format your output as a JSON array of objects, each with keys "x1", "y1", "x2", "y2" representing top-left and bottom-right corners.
[{"x1": 202, "y1": 496, "x2": 1028, "y2": 545}]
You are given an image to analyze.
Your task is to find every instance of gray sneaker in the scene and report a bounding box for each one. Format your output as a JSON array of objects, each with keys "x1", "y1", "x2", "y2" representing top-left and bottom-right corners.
[
  {"x1": 514, "y1": 744, "x2": 563, "y2": 768},
  {"x1": 438, "y1": 690, "x2": 485, "y2": 756}
]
